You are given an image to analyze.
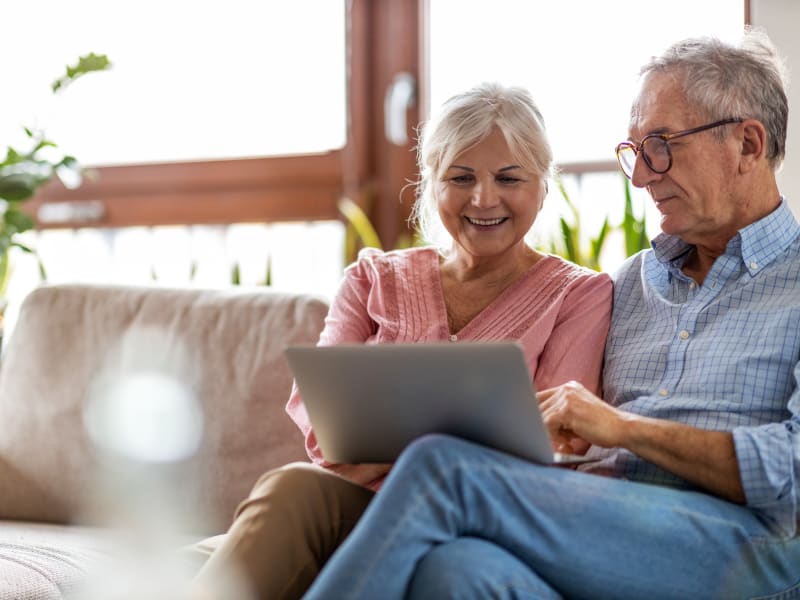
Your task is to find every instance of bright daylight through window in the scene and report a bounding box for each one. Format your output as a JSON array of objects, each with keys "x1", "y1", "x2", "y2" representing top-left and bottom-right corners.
[
  {"x1": 0, "y1": 0, "x2": 346, "y2": 166},
  {"x1": 428, "y1": 0, "x2": 744, "y2": 268}
]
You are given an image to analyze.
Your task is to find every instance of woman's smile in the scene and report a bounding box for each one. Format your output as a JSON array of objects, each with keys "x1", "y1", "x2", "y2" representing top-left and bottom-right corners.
[{"x1": 464, "y1": 216, "x2": 509, "y2": 227}]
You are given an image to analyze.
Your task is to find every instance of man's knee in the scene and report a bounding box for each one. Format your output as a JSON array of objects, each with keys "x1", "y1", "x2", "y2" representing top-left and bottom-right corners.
[
  {"x1": 407, "y1": 537, "x2": 560, "y2": 600},
  {"x1": 399, "y1": 433, "x2": 474, "y2": 469}
]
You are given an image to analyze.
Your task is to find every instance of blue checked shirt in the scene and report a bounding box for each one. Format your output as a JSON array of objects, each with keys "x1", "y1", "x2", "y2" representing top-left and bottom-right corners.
[{"x1": 584, "y1": 198, "x2": 800, "y2": 537}]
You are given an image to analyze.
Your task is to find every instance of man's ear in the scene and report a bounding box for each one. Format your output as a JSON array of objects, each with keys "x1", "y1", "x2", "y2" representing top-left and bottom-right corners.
[{"x1": 739, "y1": 119, "x2": 767, "y2": 173}]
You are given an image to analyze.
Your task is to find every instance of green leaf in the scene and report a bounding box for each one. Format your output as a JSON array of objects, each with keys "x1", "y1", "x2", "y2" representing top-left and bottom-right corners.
[
  {"x1": 11, "y1": 242, "x2": 47, "y2": 280},
  {"x1": 32, "y1": 138, "x2": 57, "y2": 154},
  {"x1": 338, "y1": 197, "x2": 382, "y2": 251},
  {"x1": 621, "y1": 176, "x2": 649, "y2": 256},
  {"x1": 4, "y1": 208, "x2": 35, "y2": 234},
  {"x1": 51, "y1": 53, "x2": 112, "y2": 93},
  {"x1": 0, "y1": 252, "x2": 9, "y2": 298},
  {"x1": 0, "y1": 172, "x2": 49, "y2": 202},
  {"x1": 55, "y1": 156, "x2": 83, "y2": 189},
  {"x1": 2, "y1": 146, "x2": 23, "y2": 166},
  {"x1": 559, "y1": 217, "x2": 577, "y2": 263},
  {"x1": 58, "y1": 155, "x2": 79, "y2": 170},
  {"x1": 556, "y1": 176, "x2": 580, "y2": 224},
  {"x1": 263, "y1": 254, "x2": 272, "y2": 286},
  {"x1": 590, "y1": 217, "x2": 610, "y2": 269}
]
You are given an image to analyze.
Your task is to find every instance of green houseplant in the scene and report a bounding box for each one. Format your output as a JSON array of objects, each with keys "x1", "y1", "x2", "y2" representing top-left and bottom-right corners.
[
  {"x1": 547, "y1": 174, "x2": 649, "y2": 271},
  {"x1": 0, "y1": 53, "x2": 111, "y2": 310}
]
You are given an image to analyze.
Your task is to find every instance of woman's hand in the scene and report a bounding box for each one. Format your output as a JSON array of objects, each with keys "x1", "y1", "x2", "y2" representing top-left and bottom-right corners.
[{"x1": 537, "y1": 381, "x2": 628, "y2": 453}]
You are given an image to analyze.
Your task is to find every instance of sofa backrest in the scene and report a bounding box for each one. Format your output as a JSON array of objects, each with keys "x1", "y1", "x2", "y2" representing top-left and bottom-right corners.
[{"x1": 0, "y1": 283, "x2": 328, "y2": 534}]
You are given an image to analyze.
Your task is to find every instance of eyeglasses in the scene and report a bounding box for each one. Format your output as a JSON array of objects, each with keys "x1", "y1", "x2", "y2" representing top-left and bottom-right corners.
[{"x1": 615, "y1": 118, "x2": 743, "y2": 179}]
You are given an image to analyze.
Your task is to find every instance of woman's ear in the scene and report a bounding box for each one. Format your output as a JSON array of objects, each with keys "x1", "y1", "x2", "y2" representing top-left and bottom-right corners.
[
  {"x1": 539, "y1": 179, "x2": 549, "y2": 211},
  {"x1": 739, "y1": 119, "x2": 767, "y2": 173}
]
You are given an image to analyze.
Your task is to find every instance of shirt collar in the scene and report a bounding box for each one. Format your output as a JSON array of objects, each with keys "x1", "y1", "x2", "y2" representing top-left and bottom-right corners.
[{"x1": 651, "y1": 197, "x2": 800, "y2": 274}]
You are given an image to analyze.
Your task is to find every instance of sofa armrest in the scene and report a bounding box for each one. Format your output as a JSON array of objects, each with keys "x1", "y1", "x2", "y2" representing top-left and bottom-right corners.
[{"x1": 0, "y1": 283, "x2": 328, "y2": 534}]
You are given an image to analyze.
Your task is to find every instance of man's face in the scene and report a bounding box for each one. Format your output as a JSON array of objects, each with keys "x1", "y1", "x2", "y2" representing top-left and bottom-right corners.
[{"x1": 627, "y1": 72, "x2": 744, "y2": 247}]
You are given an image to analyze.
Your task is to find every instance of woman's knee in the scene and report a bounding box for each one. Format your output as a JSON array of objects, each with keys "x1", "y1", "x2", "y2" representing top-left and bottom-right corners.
[
  {"x1": 237, "y1": 462, "x2": 372, "y2": 523},
  {"x1": 247, "y1": 462, "x2": 328, "y2": 501}
]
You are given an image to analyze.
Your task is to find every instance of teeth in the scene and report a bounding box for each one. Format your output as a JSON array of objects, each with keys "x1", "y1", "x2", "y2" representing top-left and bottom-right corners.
[{"x1": 467, "y1": 217, "x2": 505, "y2": 226}]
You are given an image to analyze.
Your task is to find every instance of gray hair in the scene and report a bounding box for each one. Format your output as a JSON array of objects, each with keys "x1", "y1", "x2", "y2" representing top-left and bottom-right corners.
[
  {"x1": 638, "y1": 27, "x2": 789, "y2": 170},
  {"x1": 411, "y1": 82, "x2": 553, "y2": 247}
]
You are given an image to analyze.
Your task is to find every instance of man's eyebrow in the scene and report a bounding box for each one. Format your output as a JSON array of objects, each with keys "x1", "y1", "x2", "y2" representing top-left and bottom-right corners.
[{"x1": 629, "y1": 126, "x2": 671, "y2": 141}]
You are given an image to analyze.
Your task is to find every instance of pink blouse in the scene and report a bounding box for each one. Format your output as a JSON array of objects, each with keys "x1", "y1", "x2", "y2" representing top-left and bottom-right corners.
[{"x1": 286, "y1": 247, "x2": 612, "y2": 487}]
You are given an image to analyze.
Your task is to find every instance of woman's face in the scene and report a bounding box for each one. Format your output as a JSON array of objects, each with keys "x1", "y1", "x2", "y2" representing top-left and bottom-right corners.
[{"x1": 435, "y1": 127, "x2": 545, "y2": 262}]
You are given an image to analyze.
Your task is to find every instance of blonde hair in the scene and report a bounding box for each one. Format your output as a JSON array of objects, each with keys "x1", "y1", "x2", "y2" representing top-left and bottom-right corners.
[{"x1": 411, "y1": 82, "x2": 553, "y2": 247}]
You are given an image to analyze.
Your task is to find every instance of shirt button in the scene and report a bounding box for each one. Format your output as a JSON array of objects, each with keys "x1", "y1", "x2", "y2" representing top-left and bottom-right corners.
[
  {"x1": 689, "y1": 281, "x2": 696, "y2": 289},
  {"x1": 659, "y1": 388, "x2": 669, "y2": 397},
  {"x1": 679, "y1": 330, "x2": 690, "y2": 340},
  {"x1": 750, "y1": 261, "x2": 758, "y2": 270},
  {"x1": 450, "y1": 334, "x2": 458, "y2": 342}
]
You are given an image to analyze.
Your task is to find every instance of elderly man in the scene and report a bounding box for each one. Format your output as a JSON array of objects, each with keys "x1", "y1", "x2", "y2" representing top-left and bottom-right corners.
[{"x1": 303, "y1": 29, "x2": 800, "y2": 599}]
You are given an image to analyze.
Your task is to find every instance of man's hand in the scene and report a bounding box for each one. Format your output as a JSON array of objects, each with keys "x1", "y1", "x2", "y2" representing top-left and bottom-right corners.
[
  {"x1": 537, "y1": 381, "x2": 745, "y2": 503},
  {"x1": 538, "y1": 381, "x2": 629, "y2": 453}
]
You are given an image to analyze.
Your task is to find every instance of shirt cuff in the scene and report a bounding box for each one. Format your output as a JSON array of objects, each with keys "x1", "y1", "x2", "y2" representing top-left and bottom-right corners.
[{"x1": 733, "y1": 422, "x2": 797, "y2": 537}]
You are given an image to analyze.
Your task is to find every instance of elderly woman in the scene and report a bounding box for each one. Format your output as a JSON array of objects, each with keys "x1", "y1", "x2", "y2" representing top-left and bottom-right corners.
[{"x1": 193, "y1": 82, "x2": 612, "y2": 599}]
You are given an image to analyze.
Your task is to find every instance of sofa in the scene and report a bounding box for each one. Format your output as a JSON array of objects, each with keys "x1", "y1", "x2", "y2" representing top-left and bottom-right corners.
[{"x1": 0, "y1": 283, "x2": 329, "y2": 599}]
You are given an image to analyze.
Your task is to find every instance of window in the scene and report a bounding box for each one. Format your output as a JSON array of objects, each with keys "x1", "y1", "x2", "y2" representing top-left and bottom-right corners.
[
  {"x1": 1, "y1": 1, "x2": 358, "y2": 337},
  {"x1": 427, "y1": 0, "x2": 745, "y2": 165},
  {"x1": 2, "y1": 0, "x2": 346, "y2": 165},
  {"x1": 427, "y1": 0, "x2": 746, "y2": 268},
  {"x1": 1, "y1": 0, "x2": 421, "y2": 337}
]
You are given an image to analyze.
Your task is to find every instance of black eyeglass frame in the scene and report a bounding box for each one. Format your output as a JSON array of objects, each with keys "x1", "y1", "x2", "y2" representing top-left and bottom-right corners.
[{"x1": 615, "y1": 117, "x2": 744, "y2": 178}]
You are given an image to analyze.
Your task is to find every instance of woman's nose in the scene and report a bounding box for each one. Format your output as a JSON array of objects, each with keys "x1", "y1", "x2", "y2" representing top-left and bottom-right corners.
[{"x1": 471, "y1": 181, "x2": 500, "y2": 208}]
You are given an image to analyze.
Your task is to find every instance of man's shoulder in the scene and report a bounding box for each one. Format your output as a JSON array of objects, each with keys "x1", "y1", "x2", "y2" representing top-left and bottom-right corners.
[{"x1": 612, "y1": 249, "x2": 652, "y2": 282}]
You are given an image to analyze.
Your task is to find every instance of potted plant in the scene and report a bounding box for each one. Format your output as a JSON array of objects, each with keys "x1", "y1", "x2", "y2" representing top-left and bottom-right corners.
[{"x1": 0, "y1": 53, "x2": 111, "y2": 344}]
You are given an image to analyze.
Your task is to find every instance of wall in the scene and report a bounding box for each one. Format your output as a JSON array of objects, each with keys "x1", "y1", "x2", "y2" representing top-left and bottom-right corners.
[{"x1": 750, "y1": 0, "x2": 800, "y2": 215}]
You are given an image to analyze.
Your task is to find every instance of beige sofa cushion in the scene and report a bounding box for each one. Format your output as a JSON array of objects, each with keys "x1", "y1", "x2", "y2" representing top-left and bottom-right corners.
[
  {"x1": 0, "y1": 284, "x2": 328, "y2": 534},
  {"x1": 0, "y1": 520, "x2": 126, "y2": 599}
]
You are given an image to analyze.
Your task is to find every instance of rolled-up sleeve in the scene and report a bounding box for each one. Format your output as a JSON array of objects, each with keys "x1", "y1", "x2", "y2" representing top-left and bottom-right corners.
[{"x1": 733, "y1": 387, "x2": 800, "y2": 537}]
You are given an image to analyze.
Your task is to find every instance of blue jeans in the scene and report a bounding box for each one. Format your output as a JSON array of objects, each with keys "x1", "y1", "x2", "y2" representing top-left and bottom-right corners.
[{"x1": 304, "y1": 435, "x2": 800, "y2": 599}]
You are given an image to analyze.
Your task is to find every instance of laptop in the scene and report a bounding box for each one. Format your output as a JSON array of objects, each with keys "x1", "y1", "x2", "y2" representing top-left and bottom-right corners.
[{"x1": 284, "y1": 342, "x2": 594, "y2": 466}]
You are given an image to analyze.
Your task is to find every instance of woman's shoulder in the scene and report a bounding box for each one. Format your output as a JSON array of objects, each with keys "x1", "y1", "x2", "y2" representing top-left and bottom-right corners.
[
  {"x1": 349, "y1": 246, "x2": 438, "y2": 272},
  {"x1": 537, "y1": 254, "x2": 612, "y2": 287}
]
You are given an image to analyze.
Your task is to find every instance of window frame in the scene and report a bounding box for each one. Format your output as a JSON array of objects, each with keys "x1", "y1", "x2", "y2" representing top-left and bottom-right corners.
[
  {"x1": 30, "y1": 0, "x2": 750, "y2": 247},
  {"x1": 31, "y1": 0, "x2": 422, "y2": 251}
]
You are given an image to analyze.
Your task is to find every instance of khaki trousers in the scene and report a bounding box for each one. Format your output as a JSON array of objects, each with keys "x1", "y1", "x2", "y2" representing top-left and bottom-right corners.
[{"x1": 194, "y1": 462, "x2": 375, "y2": 600}]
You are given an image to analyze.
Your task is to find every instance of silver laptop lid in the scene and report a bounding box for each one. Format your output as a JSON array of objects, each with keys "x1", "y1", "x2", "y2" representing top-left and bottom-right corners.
[{"x1": 285, "y1": 342, "x2": 562, "y2": 465}]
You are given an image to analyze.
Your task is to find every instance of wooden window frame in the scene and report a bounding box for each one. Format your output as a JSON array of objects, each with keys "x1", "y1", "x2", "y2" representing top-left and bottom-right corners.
[
  {"x1": 31, "y1": 0, "x2": 423, "y2": 252},
  {"x1": 30, "y1": 0, "x2": 749, "y2": 248}
]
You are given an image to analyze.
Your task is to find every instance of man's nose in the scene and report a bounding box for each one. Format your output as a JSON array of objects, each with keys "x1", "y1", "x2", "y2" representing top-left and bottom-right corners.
[{"x1": 630, "y1": 153, "x2": 662, "y2": 189}]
